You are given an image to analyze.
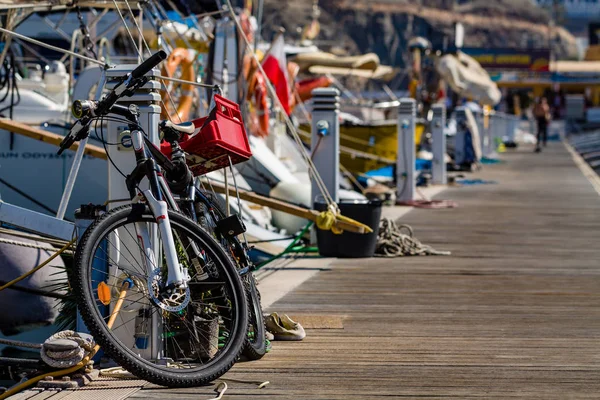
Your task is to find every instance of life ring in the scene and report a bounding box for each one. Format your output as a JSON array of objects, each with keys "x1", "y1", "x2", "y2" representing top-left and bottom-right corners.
[
  {"x1": 244, "y1": 54, "x2": 269, "y2": 137},
  {"x1": 160, "y1": 48, "x2": 196, "y2": 122}
]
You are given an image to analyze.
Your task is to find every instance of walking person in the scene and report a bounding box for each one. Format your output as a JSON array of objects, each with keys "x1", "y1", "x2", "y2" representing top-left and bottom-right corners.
[{"x1": 533, "y1": 97, "x2": 550, "y2": 153}]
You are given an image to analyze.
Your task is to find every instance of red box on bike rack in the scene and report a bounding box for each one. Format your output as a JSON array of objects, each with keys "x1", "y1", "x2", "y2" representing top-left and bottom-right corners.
[{"x1": 161, "y1": 95, "x2": 252, "y2": 176}]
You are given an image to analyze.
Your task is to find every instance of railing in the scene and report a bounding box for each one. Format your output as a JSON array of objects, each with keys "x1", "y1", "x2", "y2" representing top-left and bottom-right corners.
[{"x1": 470, "y1": 109, "x2": 521, "y2": 157}]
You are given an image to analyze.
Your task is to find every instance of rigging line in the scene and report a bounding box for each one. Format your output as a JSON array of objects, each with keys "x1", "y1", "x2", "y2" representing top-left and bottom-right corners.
[
  {"x1": 123, "y1": 0, "x2": 152, "y2": 56},
  {"x1": 0, "y1": 177, "x2": 61, "y2": 217},
  {"x1": 0, "y1": 26, "x2": 106, "y2": 68},
  {"x1": 224, "y1": 0, "x2": 335, "y2": 210},
  {"x1": 194, "y1": 9, "x2": 229, "y2": 19},
  {"x1": 340, "y1": 163, "x2": 366, "y2": 194},
  {"x1": 295, "y1": 90, "x2": 312, "y2": 124},
  {"x1": 142, "y1": 1, "x2": 177, "y2": 51},
  {"x1": 42, "y1": 16, "x2": 72, "y2": 42},
  {"x1": 154, "y1": 0, "x2": 195, "y2": 47},
  {"x1": 326, "y1": 73, "x2": 361, "y2": 103},
  {"x1": 139, "y1": 2, "x2": 208, "y2": 125},
  {"x1": 224, "y1": 7, "x2": 335, "y2": 205},
  {"x1": 112, "y1": 0, "x2": 141, "y2": 60},
  {"x1": 12, "y1": 38, "x2": 51, "y2": 65},
  {"x1": 156, "y1": 74, "x2": 219, "y2": 89},
  {"x1": 0, "y1": 9, "x2": 17, "y2": 69},
  {"x1": 122, "y1": 0, "x2": 182, "y2": 125},
  {"x1": 160, "y1": 78, "x2": 182, "y2": 124},
  {"x1": 163, "y1": 0, "x2": 201, "y2": 43},
  {"x1": 89, "y1": 8, "x2": 110, "y2": 31},
  {"x1": 116, "y1": 0, "x2": 178, "y2": 124},
  {"x1": 157, "y1": 59, "x2": 184, "y2": 124},
  {"x1": 383, "y1": 83, "x2": 399, "y2": 101}
]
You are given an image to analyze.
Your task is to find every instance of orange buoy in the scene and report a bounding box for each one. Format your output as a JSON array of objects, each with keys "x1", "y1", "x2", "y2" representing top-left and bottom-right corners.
[{"x1": 160, "y1": 48, "x2": 196, "y2": 122}]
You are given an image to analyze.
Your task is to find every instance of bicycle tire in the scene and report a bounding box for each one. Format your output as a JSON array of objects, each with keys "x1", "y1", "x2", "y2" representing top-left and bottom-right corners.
[
  {"x1": 242, "y1": 273, "x2": 267, "y2": 359},
  {"x1": 73, "y1": 205, "x2": 248, "y2": 387},
  {"x1": 195, "y1": 192, "x2": 267, "y2": 359}
]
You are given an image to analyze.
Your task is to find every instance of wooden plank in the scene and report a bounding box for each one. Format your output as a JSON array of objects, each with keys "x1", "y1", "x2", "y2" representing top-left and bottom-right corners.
[
  {"x1": 130, "y1": 142, "x2": 600, "y2": 399},
  {"x1": 0, "y1": 118, "x2": 107, "y2": 160},
  {"x1": 208, "y1": 180, "x2": 372, "y2": 234}
]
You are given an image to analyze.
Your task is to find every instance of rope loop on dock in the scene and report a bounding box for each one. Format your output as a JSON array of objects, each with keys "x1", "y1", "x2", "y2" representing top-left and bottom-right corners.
[
  {"x1": 40, "y1": 331, "x2": 96, "y2": 369},
  {"x1": 375, "y1": 218, "x2": 451, "y2": 257}
]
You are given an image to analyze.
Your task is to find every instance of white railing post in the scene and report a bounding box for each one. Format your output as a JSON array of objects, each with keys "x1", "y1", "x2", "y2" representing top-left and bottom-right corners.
[
  {"x1": 431, "y1": 103, "x2": 446, "y2": 185},
  {"x1": 397, "y1": 98, "x2": 416, "y2": 202}
]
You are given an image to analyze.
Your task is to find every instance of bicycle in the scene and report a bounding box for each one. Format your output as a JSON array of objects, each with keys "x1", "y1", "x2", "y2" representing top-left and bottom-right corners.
[
  {"x1": 157, "y1": 117, "x2": 267, "y2": 360},
  {"x1": 58, "y1": 51, "x2": 249, "y2": 387}
]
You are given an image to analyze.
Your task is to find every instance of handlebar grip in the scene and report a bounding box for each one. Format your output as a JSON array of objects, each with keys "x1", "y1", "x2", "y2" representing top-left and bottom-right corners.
[{"x1": 130, "y1": 50, "x2": 167, "y2": 80}]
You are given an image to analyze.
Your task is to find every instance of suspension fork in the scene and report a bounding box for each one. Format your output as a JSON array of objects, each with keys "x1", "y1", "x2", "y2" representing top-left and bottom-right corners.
[
  {"x1": 159, "y1": 175, "x2": 210, "y2": 279},
  {"x1": 130, "y1": 128, "x2": 188, "y2": 289}
]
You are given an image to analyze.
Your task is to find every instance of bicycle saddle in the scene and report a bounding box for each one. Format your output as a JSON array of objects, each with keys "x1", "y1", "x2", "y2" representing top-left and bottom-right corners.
[{"x1": 159, "y1": 120, "x2": 196, "y2": 135}]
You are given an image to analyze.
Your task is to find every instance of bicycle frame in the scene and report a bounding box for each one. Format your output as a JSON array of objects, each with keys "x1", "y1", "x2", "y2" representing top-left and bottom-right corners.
[
  {"x1": 111, "y1": 104, "x2": 188, "y2": 289},
  {"x1": 107, "y1": 103, "x2": 251, "y2": 286}
]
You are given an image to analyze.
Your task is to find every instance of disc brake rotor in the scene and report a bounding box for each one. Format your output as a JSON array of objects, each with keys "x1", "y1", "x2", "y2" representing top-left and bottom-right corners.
[{"x1": 148, "y1": 268, "x2": 190, "y2": 312}]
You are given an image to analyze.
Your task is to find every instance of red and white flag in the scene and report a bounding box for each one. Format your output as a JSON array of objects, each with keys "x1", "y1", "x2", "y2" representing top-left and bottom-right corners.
[{"x1": 261, "y1": 35, "x2": 291, "y2": 115}]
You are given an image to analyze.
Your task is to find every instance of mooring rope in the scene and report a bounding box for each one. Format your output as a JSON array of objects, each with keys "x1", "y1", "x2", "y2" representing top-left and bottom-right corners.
[
  {"x1": 0, "y1": 227, "x2": 69, "y2": 246},
  {"x1": 0, "y1": 338, "x2": 41, "y2": 350},
  {"x1": 375, "y1": 218, "x2": 451, "y2": 257},
  {"x1": 0, "y1": 237, "x2": 73, "y2": 254}
]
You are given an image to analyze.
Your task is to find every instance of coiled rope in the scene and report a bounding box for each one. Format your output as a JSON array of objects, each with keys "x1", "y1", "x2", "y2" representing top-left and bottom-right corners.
[
  {"x1": 0, "y1": 331, "x2": 95, "y2": 372},
  {"x1": 375, "y1": 218, "x2": 451, "y2": 257},
  {"x1": 40, "y1": 331, "x2": 96, "y2": 369}
]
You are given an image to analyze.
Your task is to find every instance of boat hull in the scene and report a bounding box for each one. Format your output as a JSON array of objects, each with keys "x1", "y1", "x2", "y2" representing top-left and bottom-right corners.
[{"x1": 300, "y1": 122, "x2": 425, "y2": 174}]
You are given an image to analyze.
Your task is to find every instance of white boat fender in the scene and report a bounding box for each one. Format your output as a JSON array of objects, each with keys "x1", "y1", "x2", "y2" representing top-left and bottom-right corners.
[{"x1": 0, "y1": 234, "x2": 66, "y2": 336}]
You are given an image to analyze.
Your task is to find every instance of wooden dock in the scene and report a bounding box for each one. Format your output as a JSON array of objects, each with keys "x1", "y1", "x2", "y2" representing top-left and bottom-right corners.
[{"x1": 15, "y1": 142, "x2": 600, "y2": 399}]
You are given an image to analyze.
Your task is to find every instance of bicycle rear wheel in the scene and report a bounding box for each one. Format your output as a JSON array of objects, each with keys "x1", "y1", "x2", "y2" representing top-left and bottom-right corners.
[
  {"x1": 242, "y1": 273, "x2": 267, "y2": 359},
  {"x1": 73, "y1": 205, "x2": 248, "y2": 387},
  {"x1": 195, "y1": 193, "x2": 267, "y2": 359}
]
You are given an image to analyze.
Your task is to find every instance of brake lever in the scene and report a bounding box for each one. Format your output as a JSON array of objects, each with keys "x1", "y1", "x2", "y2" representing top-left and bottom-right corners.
[{"x1": 57, "y1": 119, "x2": 91, "y2": 155}]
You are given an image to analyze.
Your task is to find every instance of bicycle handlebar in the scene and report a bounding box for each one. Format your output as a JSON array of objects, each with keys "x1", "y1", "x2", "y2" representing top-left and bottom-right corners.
[
  {"x1": 57, "y1": 50, "x2": 168, "y2": 155},
  {"x1": 131, "y1": 50, "x2": 167, "y2": 80}
]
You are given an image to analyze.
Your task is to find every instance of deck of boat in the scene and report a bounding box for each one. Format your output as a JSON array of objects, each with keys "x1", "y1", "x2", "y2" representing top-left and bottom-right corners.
[{"x1": 14, "y1": 141, "x2": 600, "y2": 399}]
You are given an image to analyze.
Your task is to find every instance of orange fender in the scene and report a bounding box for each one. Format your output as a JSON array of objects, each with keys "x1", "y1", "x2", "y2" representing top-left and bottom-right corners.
[
  {"x1": 252, "y1": 72, "x2": 269, "y2": 137},
  {"x1": 160, "y1": 48, "x2": 195, "y2": 122},
  {"x1": 296, "y1": 76, "x2": 333, "y2": 102},
  {"x1": 244, "y1": 54, "x2": 269, "y2": 137}
]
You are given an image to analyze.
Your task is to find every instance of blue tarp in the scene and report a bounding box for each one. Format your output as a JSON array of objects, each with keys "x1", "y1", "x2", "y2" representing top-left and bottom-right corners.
[{"x1": 357, "y1": 159, "x2": 432, "y2": 185}]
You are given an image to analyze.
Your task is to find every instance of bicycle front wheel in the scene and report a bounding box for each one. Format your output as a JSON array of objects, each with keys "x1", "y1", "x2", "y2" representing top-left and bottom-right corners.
[{"x1": 73, "y1": 205, "x2": 248, "y2": 387}]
